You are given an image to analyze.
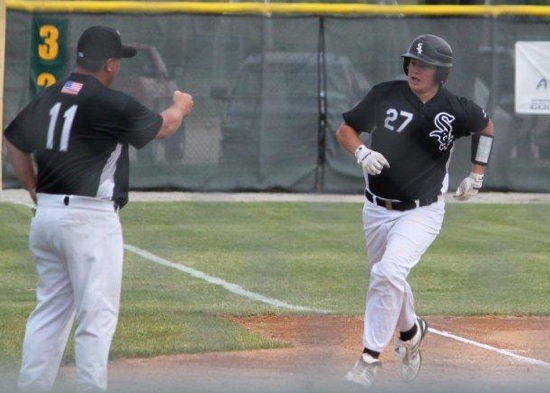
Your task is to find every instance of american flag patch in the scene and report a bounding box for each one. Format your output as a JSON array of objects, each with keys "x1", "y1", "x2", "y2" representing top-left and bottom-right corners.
[{"x1": 61, "y1": 81, "x2": 83, "y2": 95}]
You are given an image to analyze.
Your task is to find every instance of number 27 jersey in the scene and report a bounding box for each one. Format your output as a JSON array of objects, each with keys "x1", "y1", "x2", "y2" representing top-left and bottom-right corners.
[{"x1": 342, "y1": 80, "x2": 489, "y2": 200}]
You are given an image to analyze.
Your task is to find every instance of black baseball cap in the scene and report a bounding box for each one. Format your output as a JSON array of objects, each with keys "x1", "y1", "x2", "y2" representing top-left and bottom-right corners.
[{"x1": 77, "y1": 26, "x2": 137, "y2": 60}]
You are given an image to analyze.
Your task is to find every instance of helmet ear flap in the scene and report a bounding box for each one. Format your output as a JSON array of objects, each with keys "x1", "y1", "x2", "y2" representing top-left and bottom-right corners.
[
  {"x1": 403, "y1": 58, "x2": 410, "y2": 76},
  {"x1": 436, "y1": 67, "x2": 450, "y2": 84}
]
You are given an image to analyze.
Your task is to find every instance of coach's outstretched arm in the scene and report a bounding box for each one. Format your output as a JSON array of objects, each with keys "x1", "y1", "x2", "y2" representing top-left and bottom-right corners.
[
  {"x1": 336, "y1": 122, "x2": 389, "y2": 176},
  {"x1": 454, "y1": 119, "x2": 495, "y2": 201},
  {"x1": 3, "y1": 137, "x2": 37, "y2": 203},
  {"x1": 156, "y1": 90, "x2": 194, "y2": 139}
]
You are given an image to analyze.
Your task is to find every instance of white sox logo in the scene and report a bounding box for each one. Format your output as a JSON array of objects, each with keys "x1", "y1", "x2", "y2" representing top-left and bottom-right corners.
[
  {"x1": 416, "y1": 42, "x2": 423, "y2": 55},
  {"x1": 429, "y1": 112, "x2": 455, "y2": 151}
]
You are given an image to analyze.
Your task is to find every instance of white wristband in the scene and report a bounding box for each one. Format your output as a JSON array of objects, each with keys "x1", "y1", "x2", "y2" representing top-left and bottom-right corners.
[{"x1": 354, "y1": 145, "x2": 371, "y2": 164}]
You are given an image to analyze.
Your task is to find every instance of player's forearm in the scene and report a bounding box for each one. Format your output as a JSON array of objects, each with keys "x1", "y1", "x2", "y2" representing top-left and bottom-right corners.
[
  {"x1": 336, "y1": 123, "x2": 364, "y2": 154},
  {"x1": 470, "y1": 119, "x2": 494, "y2": 172},
  {"x1": 471, "y1": 164, "x2": 485, "y2": 175}
]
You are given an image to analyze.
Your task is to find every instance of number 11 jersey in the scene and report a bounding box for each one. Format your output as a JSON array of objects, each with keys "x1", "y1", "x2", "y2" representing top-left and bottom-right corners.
[{"x1": 4, "y1": 73, "x2": 162, "y2": 208}]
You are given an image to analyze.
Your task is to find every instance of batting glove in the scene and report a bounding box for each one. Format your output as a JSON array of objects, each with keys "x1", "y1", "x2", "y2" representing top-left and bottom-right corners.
[
  {"x1": 354, "y1": 145, "x2": 390, "y2": 176},
  {"x1": 454, "y1": 172, "x2": 484, "y2": 201}
]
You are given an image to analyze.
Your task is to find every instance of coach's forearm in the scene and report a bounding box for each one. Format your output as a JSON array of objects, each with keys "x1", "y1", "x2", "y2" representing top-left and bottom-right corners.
[
  {"x1": 4, "y1": 137, "x2": 37, "y2": 202},
  {"x1": 157, "y1": 91, "x2": 194, "y2": 139},
  {"x1": 158, "y1": 107, "x2": 185, "y2": 139}
]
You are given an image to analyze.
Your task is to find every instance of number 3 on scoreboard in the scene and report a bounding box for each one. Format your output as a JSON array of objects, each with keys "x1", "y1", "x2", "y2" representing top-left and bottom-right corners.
[
  {"x1": 38, "y1": 25, "x2": 59, "y2": 61},
  {"x1": 36, "y1": 24, "x2": 60, "y2": 88}
]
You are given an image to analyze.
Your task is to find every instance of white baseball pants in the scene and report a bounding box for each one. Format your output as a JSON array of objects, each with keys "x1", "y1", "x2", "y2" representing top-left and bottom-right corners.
[
  {"x1": 361, "y1": 197, "x2": 445, "y2": 353},
  {"x1": 18, "y1": 194, "x2": 123, "y2": 393}
]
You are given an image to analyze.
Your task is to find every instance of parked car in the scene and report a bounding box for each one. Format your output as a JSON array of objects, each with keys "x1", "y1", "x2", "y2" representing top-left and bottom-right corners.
[
  {"x1": 111, "y1": 44, "x2": 183, "y2": 164},
  {"x1": 211, "y1": 51, "x2": 371, "y2": 167}
]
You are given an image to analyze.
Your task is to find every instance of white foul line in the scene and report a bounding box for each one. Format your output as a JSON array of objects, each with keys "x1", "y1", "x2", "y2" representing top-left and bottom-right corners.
[
  {"x1": 124, "y1": 244, "x2": 331, "y2": 314},
  {"x1": 429, "y1": 327, "x2": 550, "y2": 369},
  {"x1": 8, "y1": 201, "x2": 548, "y2": 369},
  {"x1": 124, "y1": 243, "x2": 549, "y2": 369}
]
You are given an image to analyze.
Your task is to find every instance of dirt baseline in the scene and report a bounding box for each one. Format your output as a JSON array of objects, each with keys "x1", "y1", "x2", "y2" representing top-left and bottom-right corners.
[{"x1": 90, "y1": 315, "x2": 550, "y2": 393}]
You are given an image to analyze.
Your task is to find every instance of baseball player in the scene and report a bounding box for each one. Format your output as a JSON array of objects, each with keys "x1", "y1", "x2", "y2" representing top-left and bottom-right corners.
[
  {"x1": 3, "y1": 26, "x2": 193, "y2": 393},
  {"x1": 337, "y1": 34, "x2": 494, "y2": 388}
]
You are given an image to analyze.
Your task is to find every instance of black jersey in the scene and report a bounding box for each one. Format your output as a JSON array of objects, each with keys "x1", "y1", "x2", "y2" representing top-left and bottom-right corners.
[
  {"x1": 343, "y1": 80, "x2": 489, "y2": 200},
  {"x1": 4, "y1": 73, "x2": 162, "y2": 208}
]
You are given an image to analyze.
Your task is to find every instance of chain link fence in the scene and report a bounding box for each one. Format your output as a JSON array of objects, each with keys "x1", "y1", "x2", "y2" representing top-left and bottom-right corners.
[{"x1": 3, "y1": 5, "x2": 550, "y2": 192}]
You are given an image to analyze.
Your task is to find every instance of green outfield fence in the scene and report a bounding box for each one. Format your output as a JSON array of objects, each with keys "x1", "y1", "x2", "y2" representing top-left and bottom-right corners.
[{"x1": 2, "y1": 1, "x2": 550, "y2": 193}]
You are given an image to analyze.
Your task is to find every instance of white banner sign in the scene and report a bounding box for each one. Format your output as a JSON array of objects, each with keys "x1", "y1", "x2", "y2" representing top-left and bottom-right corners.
[{"x1": 515, "y1": 41, "x2": 550, "y2": 115}]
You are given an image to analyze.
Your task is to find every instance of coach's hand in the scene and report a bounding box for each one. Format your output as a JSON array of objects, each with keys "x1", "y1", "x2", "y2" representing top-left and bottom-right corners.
[
  {"x1": 454, "y1": 172, "x2": 484, "y2": 201},
  {"x1": 173, "y1": 90, "x2": 194, "y2": 117},
  {"x1": 355, "y1": 145, "x2": 390, "y2": 176}
]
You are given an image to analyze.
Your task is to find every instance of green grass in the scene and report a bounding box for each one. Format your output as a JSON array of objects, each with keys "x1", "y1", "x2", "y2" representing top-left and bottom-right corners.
[{"x1": 1, "y1": 200, "x2": 549, "y2": 367}]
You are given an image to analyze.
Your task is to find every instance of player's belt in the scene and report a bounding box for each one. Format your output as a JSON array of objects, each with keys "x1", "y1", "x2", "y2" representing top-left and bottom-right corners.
[{"x1": 364, "y1": 190, "x2": 439, "y2": 211}]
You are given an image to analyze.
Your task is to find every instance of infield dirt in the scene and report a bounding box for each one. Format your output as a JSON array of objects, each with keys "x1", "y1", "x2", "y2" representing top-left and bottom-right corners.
[{"x1": 65, "y1": 315, "x2": 550, "y2": 393}]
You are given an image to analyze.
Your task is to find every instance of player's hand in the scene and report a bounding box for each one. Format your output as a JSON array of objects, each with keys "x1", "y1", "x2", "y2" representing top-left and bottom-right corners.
[
  {"x1": 454, "y1": 172, "x2": 484, "y2": 201},
  {"x1": 355, "y1": 145, "x2": 390, "y2": 176},
  {"x1": 173, "y1": 90, "x2": 194, "y2": 117}
]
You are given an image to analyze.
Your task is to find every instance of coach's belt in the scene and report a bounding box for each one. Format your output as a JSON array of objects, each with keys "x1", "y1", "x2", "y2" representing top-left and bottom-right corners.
[
  {"x1": 62, "y1": 195, "x2": 120, "y2": 212},
  {"x1": 36, "y1": 193, "x2": 119, "y2": 212},
  {"x1": 364, "y1": 190, "x2": 439, "y2": 211}
]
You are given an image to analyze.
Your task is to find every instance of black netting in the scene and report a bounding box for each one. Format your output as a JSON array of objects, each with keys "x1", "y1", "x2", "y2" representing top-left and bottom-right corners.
[{"x1": 4, "y1": 11, "x2": 550, "y2": 192}]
